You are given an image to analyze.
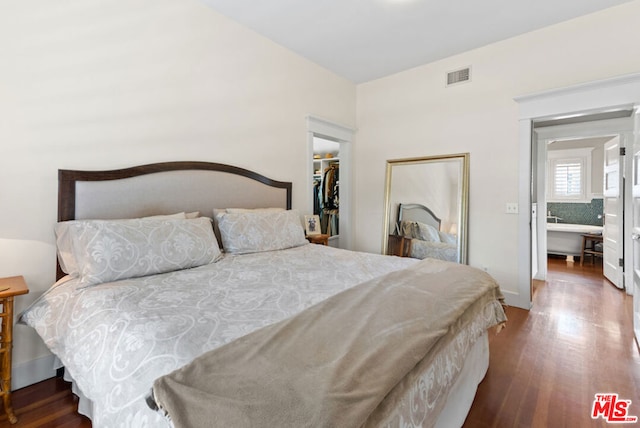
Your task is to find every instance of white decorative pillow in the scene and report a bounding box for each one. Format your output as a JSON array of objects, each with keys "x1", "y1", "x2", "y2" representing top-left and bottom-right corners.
[
  {"x1": 212, "y1": 208, "x2": 286, "y2": 249},
  {"x1": 399, "y1": 221, "x2": 441, "y2": 242},
  {"x1": 56, "y1": 212, "x2": 189, "y2": 276},
  {"x1": 216, "y1": 209, "x2": 307, "y2": 254},
  {"x1": 439, "y1": 231, "x2": 457, "y2": 245},
  {"x1": 56, "y1": 217, "x2": 221, "y2": 286},
  {"x1": 144, "y1": 212, "x2": 187, "y2": 219},
  {"x1": 415, "y1": 221, "x2": 441, "y2": 242},
  {"x1": 56, "y1": 224, "x2": 80, "y2": 276},
  {"x1": 225, "y1": 207, "x2": 285, "y2": 214},
  {"x1": 399, "y1": 221, "x2": 416, "y2": 238}
]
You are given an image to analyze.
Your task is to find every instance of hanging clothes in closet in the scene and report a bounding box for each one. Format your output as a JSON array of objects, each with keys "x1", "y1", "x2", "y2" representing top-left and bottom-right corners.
[
  {"x1": 313, "y1": 178, "x2": 322, "y2": 216},
  {"x1": 321, "y1": 164, "x2": 339, "y2": 236}
]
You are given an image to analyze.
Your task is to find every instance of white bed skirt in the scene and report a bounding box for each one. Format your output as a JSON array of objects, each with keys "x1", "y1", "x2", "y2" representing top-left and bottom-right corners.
[
  {"x1": 435, "y1": 331, "x2": 489, "y2": 428},
  {"x1": 54, "y1": 356, "x2": 94, "y2": 420}
]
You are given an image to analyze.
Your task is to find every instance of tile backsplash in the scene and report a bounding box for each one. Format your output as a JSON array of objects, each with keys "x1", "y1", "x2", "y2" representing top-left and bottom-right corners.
[{"x1": 547, "y1": 199, "x2": 603, "y2": 226}]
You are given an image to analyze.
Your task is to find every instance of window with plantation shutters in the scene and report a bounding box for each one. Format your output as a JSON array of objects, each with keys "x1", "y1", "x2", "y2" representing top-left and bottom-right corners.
[
  {"x1": 553, "y1": 158, "x2": 582, "y2": 196},
  {"x1": 547, "y1": 148, "x2": 592, "y2": 202}
]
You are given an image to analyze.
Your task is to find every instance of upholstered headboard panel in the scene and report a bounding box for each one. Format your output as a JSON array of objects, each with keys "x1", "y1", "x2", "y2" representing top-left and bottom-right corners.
[
  {"x1": 397, "y1": 203, "x2": 441, "y2": 231},
  {"x1": 58, "y1": 161, "x2": 292, "y2": 222}
]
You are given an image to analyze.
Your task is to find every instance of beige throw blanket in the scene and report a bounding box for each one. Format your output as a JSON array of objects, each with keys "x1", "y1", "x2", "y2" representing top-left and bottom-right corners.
[{"x1": 151, "y1": 258, "x2": 506, "y2": 428}]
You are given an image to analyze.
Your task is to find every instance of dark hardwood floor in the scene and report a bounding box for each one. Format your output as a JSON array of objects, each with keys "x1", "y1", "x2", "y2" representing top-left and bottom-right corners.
[
  {"x1": 3, "y1": 256, "x2": 638, "y2": 427},
  {"x1": 465, "y1": 256, "x2": 639, "y2": 427},
  {"x1": 0, "y1": 376, "x2": 90, "y2": 427}
]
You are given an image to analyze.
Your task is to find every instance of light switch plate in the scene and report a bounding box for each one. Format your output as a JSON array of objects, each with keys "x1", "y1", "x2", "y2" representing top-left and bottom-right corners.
[{"x1": 506, "y1": 203, "x2": 519, "y2": 214}]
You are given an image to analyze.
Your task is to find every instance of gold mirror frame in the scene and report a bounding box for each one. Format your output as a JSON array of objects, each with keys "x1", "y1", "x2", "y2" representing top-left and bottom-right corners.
[{"x1": 382, "y1": 153, "x2": 470, "y2": 264}]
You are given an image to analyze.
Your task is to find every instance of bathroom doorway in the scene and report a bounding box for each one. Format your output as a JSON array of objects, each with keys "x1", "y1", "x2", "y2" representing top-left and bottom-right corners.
[
  {"x1": 516, "y1": 73, "x2": 640, "y2": 311},
  {"x1": 531, "y1": 113, "x2": 634, "y2": 290}
]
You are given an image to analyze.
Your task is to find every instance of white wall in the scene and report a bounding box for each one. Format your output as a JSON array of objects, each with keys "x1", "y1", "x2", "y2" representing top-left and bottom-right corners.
[
  {"x1": 354, "y1": 0, "x2": 640, "y2": 305},
  {"x1": 0, "y1": 0, "x2": 355, "y2": 387}
]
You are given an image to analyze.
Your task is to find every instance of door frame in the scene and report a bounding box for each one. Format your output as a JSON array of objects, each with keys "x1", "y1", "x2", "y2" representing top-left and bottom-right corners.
[
  {"x1": 631, "y1": 107, "x2": 640, "y2": 346},
  {"x1": 534, "y1": 121, "x2": 631, "y2": 284},
  {"x1": 514, "y1": 72, "x2": 640, "y2": 310},
  {"x1": 306, "y1": 115, "x2": 354, "y2": 250},
  {"x1": 602, "y1": 135, "x2": 625, "y2": 288}
]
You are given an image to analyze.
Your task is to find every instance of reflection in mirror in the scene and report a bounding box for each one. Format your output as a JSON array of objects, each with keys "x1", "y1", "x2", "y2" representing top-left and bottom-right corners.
[{"x1": 383, "y1": 153, "x2": 469, "y2": 264}]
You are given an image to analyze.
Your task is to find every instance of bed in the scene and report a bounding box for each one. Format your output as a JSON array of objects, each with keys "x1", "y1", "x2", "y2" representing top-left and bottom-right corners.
[
  {"x1": 19, "y1": 161, "x2": 505, "y2": 428},
  {"x1": 395, "y1": 203, "x2": 459, "y2": 262}
]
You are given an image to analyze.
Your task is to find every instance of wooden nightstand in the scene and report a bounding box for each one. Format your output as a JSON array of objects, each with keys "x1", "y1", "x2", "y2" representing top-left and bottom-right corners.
[
  {"x1": 306, "y1": 234, "x2": 330, "y2": 246},
  {"x1": 0, "y1": 276, "x2": 29, "y2": 424},
  {"x1": 388, "y1": 235, "x2": 412, "y2": 257}
]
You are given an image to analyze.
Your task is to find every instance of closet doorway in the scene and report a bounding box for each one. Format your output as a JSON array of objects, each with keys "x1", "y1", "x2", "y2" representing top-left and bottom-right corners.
[
  {"x1": 306, "y1": 116, "x2": 354, "y2": 250},
  {"x1": 312, "y1": 137, "x2": 340, "y2": 246}
]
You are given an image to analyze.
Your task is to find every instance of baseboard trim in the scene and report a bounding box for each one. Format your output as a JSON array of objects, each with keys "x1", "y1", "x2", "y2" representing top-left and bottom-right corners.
[
  {"x1": 12, "y1": 354, "x2": 58, "y2": 390},
  {"x1": 502, "y1": 289, "x2": 530, "y2": 310}
]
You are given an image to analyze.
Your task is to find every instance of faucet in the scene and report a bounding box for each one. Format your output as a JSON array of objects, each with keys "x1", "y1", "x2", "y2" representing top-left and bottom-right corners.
[{"x1": 547, "y1": 210, "x2": 562, "y2": 223}]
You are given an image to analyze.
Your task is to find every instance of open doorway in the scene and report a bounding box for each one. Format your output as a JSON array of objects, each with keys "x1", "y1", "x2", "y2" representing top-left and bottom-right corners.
[
  {"x1": 312, "y1": 137, "x2": 340, "y2": 246},
  {"x1": 514, "y1": 73, "x2": 640, "y2": 326},
  {"x1": 306, "y1": 116, "x2": 354, "y2": 250},
  {"x1": 531, "y1": 113, "x2": 634, "y2": 294}
]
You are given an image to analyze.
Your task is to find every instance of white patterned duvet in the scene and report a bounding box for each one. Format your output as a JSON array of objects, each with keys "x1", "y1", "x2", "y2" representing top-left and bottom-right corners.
[{"x1": 20, "y1": 244, "x2": 418, "y2": 427}]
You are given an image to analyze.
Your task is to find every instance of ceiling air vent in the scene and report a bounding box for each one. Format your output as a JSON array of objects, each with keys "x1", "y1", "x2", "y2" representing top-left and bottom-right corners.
[{"x1": 446, "y1": 67, "x2": 471, "y2": 87}]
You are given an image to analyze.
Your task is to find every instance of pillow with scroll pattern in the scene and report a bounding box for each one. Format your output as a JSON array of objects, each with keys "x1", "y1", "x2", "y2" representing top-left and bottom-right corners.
[
  {"x1": 439, "y1": 231, "x2": 457, "y2": 245},
  {"x1": 56, "y1": 212, "x2": 189, "y2": 276},
  {"x1": 399, "y1": 220, "x2": 441, "y2": 242},
  {"x1": 211, "y1": 208, "x2": 285, "y2": 248},
  {"x1": 57, "y1": 217, "x2": 221, "y2": 287},
  {"x1": 414, "y1": 221, "x2": 441, "y2": 242},
  {"x1": 216, "y1": 209, "x2": 308, "y2": 254}
]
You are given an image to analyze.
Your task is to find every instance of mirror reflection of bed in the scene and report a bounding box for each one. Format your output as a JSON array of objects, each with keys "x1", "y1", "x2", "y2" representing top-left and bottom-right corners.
[
  {"x1": 390, "y1": 203, "x2": 459, "y2": 262},
  {"x1": 382, "y1": 153, "x2": 469, "y2": 264}
]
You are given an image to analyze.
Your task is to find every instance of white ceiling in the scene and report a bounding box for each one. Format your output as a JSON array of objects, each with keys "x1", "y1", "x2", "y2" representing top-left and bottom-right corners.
[{"x1": 200, "y1": 0, "x2": 632, "y2": 83}]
